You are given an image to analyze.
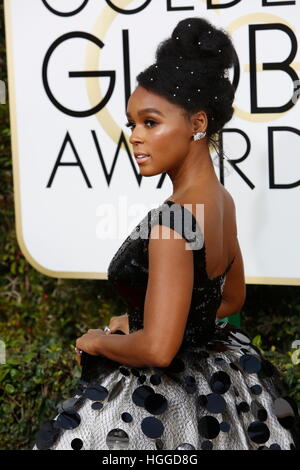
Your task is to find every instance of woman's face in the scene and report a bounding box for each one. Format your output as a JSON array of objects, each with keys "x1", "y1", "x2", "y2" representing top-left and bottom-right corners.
[{"x1": 126, "y1": 86, "x2": 196, "y2": 176}]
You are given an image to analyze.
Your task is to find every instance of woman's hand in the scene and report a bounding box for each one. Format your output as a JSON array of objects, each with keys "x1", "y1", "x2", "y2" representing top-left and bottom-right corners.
[
  {"x1": 107, "y1": 313, "x2": 129, "y2": 335},
  {"x1": 74, "y1": 315, "x2": 129, "y2": 366},
  {"x1": 75, "y1": 329, "x2": 106, "y2": 363}
]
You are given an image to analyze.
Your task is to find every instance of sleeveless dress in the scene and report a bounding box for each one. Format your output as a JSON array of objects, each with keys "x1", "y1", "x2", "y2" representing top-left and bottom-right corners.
[{"x1": 32, "y1": 200, "x2": 300, "y2": 450}]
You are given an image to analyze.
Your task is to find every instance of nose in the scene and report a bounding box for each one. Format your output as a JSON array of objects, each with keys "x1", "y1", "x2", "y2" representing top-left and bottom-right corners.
[{"x1": 129, "y1": 126, "x2": 144, "y2": 145}]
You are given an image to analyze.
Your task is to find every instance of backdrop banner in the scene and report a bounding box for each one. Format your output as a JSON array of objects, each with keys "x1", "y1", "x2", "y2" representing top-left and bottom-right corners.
[{"x1": 4, "y1": 0, "x2": 300, "y2": 285}]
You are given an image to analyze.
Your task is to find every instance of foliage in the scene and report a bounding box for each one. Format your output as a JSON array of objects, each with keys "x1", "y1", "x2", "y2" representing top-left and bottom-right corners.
[{"x1": 251, "y1": 335, "x2": 300, "y2": 407}]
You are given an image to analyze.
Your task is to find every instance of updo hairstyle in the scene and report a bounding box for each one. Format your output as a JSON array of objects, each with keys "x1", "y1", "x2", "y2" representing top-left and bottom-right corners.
[{"x1": 136, "y1": 17, "x2": 238, "y2": 159}]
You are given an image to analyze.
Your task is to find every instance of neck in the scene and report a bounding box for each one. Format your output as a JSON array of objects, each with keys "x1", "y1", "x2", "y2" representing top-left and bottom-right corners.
[{"x1": 167, "y1": 144, "x2": 220, "y2": 199}]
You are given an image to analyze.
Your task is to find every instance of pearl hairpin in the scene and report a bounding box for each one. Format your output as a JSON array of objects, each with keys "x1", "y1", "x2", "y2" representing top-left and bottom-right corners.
[
  {"x1": 197, "y1": 89, "x2": 201, "y2": 92},
  {"x1": 176, "y1": 66, "x2": 179, "y2": 69},
  {"x1": 191, "y1": 71, "x2": 194, "y2": 74},
  {"x1": 218, "y1": 49, "x2": 221, "y2": 52},
  {"x1": 179, "y1": 56, "x2": 183, "y2": 59},
  {"x1": 208, "y1": 30, "x2": 211, "y2": 34},
  {"x1": 188, "y1": 24, "x2": 191, "y2": 27},
  {"x1": 155, "y1": 65, "x2": 158, "y2": 68},
  {"x1": 188, "y1": 98, "x2": 191, "y2": 101},
  {"x1": 214, "y1": 96, "x2": 218, "y2": 99},
  {"x1": 198, "y1": 41, "x2": 201, "y2": 45},
  {"x1": 176, "y1": 86, "x2": 179, "y2": 89},
  {"x1": 173, "y1": 94, "x2": 176, "y2": 97},
  {"x1": 150, "y1": 78, "x2": 154, "y2": 81},
  {"x1": 176, "y1": 37, "x2": 179, "y2": 40}
]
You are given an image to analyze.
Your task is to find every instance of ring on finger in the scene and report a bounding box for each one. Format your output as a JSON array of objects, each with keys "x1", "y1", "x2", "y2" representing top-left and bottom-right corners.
[
  {"x1": 74, "y1": 347, "x2": 82, "y2": 355},
  {"x1": 104, "y1": 326, "x2": 111, "y2": 334}
]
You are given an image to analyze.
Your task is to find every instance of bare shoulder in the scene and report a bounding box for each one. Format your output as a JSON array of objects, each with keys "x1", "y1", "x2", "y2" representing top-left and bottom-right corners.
[
  {"x1": 215, "y1": 180, "x2": 235, "y2": 209},
  {"x1": 219, "y1": 183, "x2": 237, "y2": 236},
  {"x1": 176, "y1": 180, "x2": 234, "y2": 206},
  {"x1": 173, "y1": 181, "x2": 237, "y2": 234},
  {"x1": 173, "y1": 182, "x2": 238, "y2": 262}
]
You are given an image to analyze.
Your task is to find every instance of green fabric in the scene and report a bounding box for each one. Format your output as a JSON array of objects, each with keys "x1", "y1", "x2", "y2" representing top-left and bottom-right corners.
[{"x1": 218, "y1": 313, "x2": 241, "y2": 328}]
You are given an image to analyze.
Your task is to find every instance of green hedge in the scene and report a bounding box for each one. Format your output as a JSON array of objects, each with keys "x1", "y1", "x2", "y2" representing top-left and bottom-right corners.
[{"x1": 1, "y1": 2, "x2": 299, "y2": 450}]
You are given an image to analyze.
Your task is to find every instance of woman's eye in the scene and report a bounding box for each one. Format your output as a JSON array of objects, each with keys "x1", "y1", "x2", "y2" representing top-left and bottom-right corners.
[
  {"x1": 125, "y1": 121, "x2": 135, "y2": 129},
  {"x1": 125, "y1": 119, "x2": 157, "y2": 130},
  {"x1": 144, "y1": 119, "x2": 157, "y2": 128}
]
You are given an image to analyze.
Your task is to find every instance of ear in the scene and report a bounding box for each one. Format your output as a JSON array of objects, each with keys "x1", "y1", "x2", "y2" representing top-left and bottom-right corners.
[{"x1": 191, "y1": 110, "x2": 207, "y2": 134}]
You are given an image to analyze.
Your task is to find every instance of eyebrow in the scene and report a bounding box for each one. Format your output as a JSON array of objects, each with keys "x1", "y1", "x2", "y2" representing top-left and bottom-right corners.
[{"x1": 126, "y1": 108, "x2": 165, "y2": 118}]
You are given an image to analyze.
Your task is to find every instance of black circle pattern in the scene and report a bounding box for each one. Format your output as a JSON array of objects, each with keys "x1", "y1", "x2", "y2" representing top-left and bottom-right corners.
[
  {"x1": 71, "y1": 438, "x2": 83, "y2": 450},
  {"x1": 121, "y1": 412, "x2": 133, "y2": 423},
  {"x1": 247, "y1": 421, "x2": 270, "y2": 444},
  {"x1": 250, "y1": 384, "x2": 262, "y2": 396},
  {"x1": 131, "y1": 368, "x2": 140, "y2": 377},
  {"x1": 198, "y1": 416, "x2": 220, "y2": 439},
  {"x1": 144, "y1": 393, "x2": 168, "y2": 415},
  {"x1": 239, "y1": 354, "x2": 261, "y2": 374},
  {"x1": 236, "y1": 402, "x2": 250, "y2": 414},
  {"x1": 91, "y1": 402, "x2": 103, "y2": 410},
  {"x1": 84, "y1": 385, "x2": 108, "y2": 401},
  {"x1": 150, "y1": 374, "x2": 162, "y2": 386},
  {"x1": 206, "y1": 393, "x2": 227, "y2": 414},
  {"x1": 119, "y1": 367, "x2": 130, "y2": 376},
  {"x1": 141, "y1": 417, "x2": 164, "y2": 439},
  {"x1": 209, "y1": 371, "x2": 231, "y2": 394},
  {"x1": 53, "y1": 411, "x2": 81, "y2": 430},
  {"x1": 220, "y1": 421, "x2": 230, "y2": 432},
  {"x1": 35, "y1": 420, "x2": 61, "y2": 450},
  {"x1": 132, "y1": 385, "x2": 154, "y2": 407}
]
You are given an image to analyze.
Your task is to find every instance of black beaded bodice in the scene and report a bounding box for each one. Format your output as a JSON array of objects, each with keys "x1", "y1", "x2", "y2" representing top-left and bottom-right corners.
[{"x1": 107, "y1": 200, "x2": 234, "y2": 350}]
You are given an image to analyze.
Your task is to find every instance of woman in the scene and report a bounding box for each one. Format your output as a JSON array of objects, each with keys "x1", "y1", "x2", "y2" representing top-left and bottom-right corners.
[{"x1": 33, "y1": 17, "x2": 300, "y2": 450}]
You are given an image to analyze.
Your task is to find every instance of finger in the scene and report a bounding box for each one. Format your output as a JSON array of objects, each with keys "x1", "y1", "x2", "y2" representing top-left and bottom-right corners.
[
  {"x1": 107, "y1": 324, "x2": 118, "y2": 333},
  {"x1": 87, "y1": 329, "x2": 105, "y2": 335},
  {"x1": 107, "y1": 319, "x2": 118, "y2": 330}
]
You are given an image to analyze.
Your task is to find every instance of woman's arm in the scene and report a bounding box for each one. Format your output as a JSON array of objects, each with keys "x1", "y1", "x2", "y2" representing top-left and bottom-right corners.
[
  {"x1": 77, "y1": 223, "x2": 194, "y2": 368},
  {"x1": 215, "y1": 299, "x2": 243, "y2": 319},
  {"x1": 76, "y1": 328, "x2": 162, "y2": 368},
  {"x1": 216, "y1": 237, "x2": 246, "y2": 319}
]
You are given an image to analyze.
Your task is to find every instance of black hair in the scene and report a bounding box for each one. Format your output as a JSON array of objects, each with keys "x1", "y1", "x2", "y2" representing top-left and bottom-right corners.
[{"x1": 135, "y1": 17, "x2": 238, "y2": 161}]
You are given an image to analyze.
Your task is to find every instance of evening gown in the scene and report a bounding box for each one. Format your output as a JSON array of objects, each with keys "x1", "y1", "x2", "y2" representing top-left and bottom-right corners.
[{"x1": 33, "y1": 200, "x2": 300, "y2": 450}]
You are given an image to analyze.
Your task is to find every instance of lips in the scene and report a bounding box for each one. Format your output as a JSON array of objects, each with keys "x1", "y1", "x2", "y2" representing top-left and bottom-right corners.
[
  {"x1": 134, "y1": 153, "x2": 151, "y2": 164},
  {"x1": 135, "y1": 154, "x2": 151, "y2": 164},
  {"x1": 134, "y1": 152, "x2": 150, "y2": 158}
]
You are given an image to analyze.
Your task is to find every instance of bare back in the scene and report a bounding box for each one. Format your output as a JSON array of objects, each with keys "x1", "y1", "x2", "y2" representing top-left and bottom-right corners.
[{"x1": 168, "y1": 182, "x2": 246, "y2": 310}]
